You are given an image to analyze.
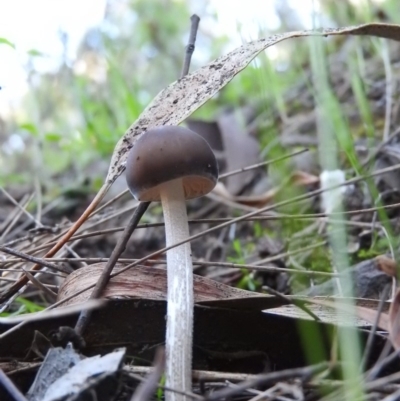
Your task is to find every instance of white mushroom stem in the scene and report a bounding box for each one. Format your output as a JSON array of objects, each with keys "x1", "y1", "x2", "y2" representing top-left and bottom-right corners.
[{"x1": 160, "y1": 178, "x2": 193, "y2": 401}]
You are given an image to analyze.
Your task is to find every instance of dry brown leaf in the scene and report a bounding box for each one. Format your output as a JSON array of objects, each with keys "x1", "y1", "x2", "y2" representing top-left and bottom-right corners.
[
  {"x1": 299, "y1": 297, "x2": 390, "y2": 330},
  {"x1": 354, "y1": 305, "x2": 390, "y2": 330},
  {"x1": 389, "y1": 288, "x2": 400, "y2": 349},
  {"x1": 265, "y1": 301, "x2": 389, "y2": 327},
  {"x1": 212, "y1": 182, "x2": 277, "y2": 207},
  {"x1": 0, "y1": 299, "x2": 104, "y2": 324},
  {"x1": 212, "y1": 171, "x2": 317, "y2": 207},
  {"x1": 217, "y1": 112, "x2": 260, "y2": 194},
  {"x1": 188, "y1": 113, "x2": 261, "y2": 195},
  {"x1": 107, "y1": 23, "x2": 400, "y2": 185},
  {"x1": 375, "y1": 254, "x2": 398, "y2": 277},
  {"x1": 291, "y1": 171, "x2": 320, "y2": 186},
  {"x1": 57, "y1": 263, "x2": 259, "y2": 306}
]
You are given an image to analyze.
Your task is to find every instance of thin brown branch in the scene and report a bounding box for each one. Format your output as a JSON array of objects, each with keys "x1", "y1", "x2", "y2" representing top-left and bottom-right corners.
[
  {"x1": 219, "y1": 148, "x2": 309, "y2": 179},
  {"x1": 181, "y1": 14, "x2": 200, "y2": 77},
  {"x1": 0, "y1": 246, "x2": 71, "y2": 274},
  {"x1": 74, "y1": 201, "x2": 150, "y2": 336},
  {"x1": 130, "y1": 347, "x2": 165, "y2": 401},
  {"x1": 0, "y1": 185, "x2": 110, "y2": 303},
  {"x1": 205, "y1": 362, "x2": 330, "y2": 401}
]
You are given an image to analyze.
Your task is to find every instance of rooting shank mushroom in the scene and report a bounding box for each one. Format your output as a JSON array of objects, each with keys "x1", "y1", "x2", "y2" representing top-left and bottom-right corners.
[{"x1": 125, "y1": 125, "x2": 218, "y2": 399}]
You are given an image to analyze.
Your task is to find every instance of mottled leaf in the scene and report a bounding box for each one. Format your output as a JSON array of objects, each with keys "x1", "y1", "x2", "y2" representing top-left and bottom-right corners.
[{"x1": 107, "y1": 23, "x2": 400, "y2": 184}]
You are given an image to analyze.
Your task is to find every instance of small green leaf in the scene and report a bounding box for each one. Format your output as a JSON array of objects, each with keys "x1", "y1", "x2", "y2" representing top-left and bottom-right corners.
[
  {"x1": 45, "y1": 132, "x2": 62, "y2": 142},
  {"x1": 16, "y1": 297, "x2": 45, "y2": 313},
  {"x1": 157, "y1": 374, "x2": 166, "y2": 400},
  {"x1": 0, "y1": 37, "x2": 15, "y2": 49},
  {"x1": 27, "y1": 49, "x2": 44, "y2": 57},
  {"x1": 20, "y1": 123, "x2": 38, "y2": 136}
]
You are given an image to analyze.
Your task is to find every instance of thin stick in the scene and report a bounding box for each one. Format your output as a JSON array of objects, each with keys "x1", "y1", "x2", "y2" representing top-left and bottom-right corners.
[
  {"x1": 181, "y1": 14, "x2": 200, "y2": 77},
  {"x1": 0, "y1": 185, "x2": 110, "y2": 303},
  {"x1": 13, "y1": 162, "x2": 400, "y2": 289},
  {"x1": 4, "y1": 199, "x2": 398, "y2": 252},
  {"x1": 3, "y1": 163, "x2": 400, "y2": 272},
  {"x1": 205, "y1": 362, "x2": 330, "y2": 401},
  {"x1": 0, "y1": 269, "x2": 65, "y2": 277},
  {"x1": 130, "y1": 348, "x2": 166, "y2": 401},
  {"x1": 262, "y1": 285, "x2": 321, "y2": 321},
  {"x1": 0, "y1": 192, "x2": 33, "y2": 241},
  {"x1": 1, "y1": 139, "x2": 397, "y2": 341},
  {"x1": 20, "y1": 266, "x2": 57, "y2": 300},
  {"x1": 360, "y1": 283, "x2": 391, "y2": 372},
  {"x1": 362, "y1": 128, "x2": 400, "y2": 169},
  {"x1": 219, "y1": 148, "x2": 309, "y2": 179},
  {"x1": 74, "y1": 202, "x2": 149, "y2": 335},
  {"x1": 0, "y1": 246, "x2": 71, "y2": 274},
  {"x1": 89, "y1": 189, "x2": 132, "y2": 218},
  {"x1": 0, "y1": 369, "x2": 28, "y2": 401},
  {"x1": 0, "y1": 257, "x2": 339, "y2": 278}
]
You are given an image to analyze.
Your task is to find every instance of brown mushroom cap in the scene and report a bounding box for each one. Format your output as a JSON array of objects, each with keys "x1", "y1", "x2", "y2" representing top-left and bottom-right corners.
[{"x1": 125, "y1": 126, "x2": 219, "y2": 202}]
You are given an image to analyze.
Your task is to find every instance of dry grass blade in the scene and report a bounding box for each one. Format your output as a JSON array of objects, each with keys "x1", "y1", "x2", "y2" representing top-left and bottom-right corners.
[
  {"x1": 7, "y1": 162, "x2": 400, "y2": 318},
  {"x1": 204, "y1": 362, "x2": 329, "y2": 401},
  {"x1": 74, "y1": 202, "x2": 150, "y2": 335},
  {"x1": 20, "y1": 266, "x2": 57, "y2": 301},
  {"x1": 130, "y1": 348, "x2": 165, "y2": 401},
  {"x1": 0, "y1": 190, "x2": 34, "y2": 241},
  {"x1": 0, "y1": 187, "x2": 109, "y2": 303},
  {"x1": 0, "y1": 299, "x2": 104, "y2": 324},
  {"x1": 0, "y1": 246, "x2": 71, "y2": 274}
]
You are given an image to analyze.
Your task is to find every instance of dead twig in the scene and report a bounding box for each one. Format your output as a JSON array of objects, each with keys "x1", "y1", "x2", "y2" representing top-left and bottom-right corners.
[
  {"x1": 360, "y1": 283, "x2": 391, "y2": 372},
  {"x1": 0, "y1": 369, "x2": 27, "y2": 401},
  {"x1": 204, "y1": 362, "x2": 330, "y2": 401},
  {"x1": 130, "y1": 347, "x2": 165, "y2": 401},
  {"x1": 0, "y1": 246, "x2": 71, "y2": 274},
  {"x1": 74, "y1": 202, "x2": 150, "y2": 336},
  {"x1": 181, "y1": 14, "x2": 200, "y2": 77},
  {"x1": 262, "y1": 284, "x2": 321, "y2": 321}
]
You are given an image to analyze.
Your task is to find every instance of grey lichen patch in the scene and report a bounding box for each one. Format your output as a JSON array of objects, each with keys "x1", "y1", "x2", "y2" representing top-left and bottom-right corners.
[{"x1": 107, "y1": 22, "x2": 400, "y2": 184}]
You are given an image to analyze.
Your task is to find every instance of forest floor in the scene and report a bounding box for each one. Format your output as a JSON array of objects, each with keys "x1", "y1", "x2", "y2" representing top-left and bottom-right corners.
[{"x1": 1, "y1": 28, "x2": 400, "y2": 401}]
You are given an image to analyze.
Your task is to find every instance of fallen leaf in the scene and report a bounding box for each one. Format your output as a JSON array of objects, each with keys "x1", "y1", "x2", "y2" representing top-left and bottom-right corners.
[
  {"x1": 212, "y1": 171, "x2": 317, "y2": 208},
  {"x1": 217, "y1": 112, "x2": 261, "y2": 194},
  {"x1": 107, "y1": 23, "x2": 400, "y2": 185},
  {"x1": 291, "y1": 171, "x2": 319, "y2": 186},
  {"x1": 57, "y1": 263, "x2": 261, "y2": 306},
  {"x1": 375, "y1": 254, "x2": 398, "y2": 277},
  {"x1": 389, "y1": 288, "x2": 400, "y2": 349},
  {"x1": 188, "y1": 111, "x2": 261, "y2": 195},
  {"x1": 298, "y1": 297, "x2": 390, "y2": 330}
]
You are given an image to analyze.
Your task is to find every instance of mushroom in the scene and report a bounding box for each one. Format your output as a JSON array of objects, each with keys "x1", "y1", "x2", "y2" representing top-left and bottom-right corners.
[{"x1": 125, "y1": 125, "x2": 218, "y2": 399}]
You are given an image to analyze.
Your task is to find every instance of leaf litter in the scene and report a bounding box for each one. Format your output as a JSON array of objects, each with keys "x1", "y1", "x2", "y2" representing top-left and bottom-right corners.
[{"x1": 2, "y1": 21, "x2": 400, "y2": 401}]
